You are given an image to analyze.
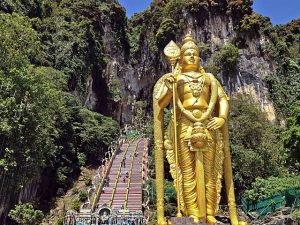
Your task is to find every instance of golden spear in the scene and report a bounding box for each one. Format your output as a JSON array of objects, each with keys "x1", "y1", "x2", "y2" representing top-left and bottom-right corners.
[{"x1": 163, "y1": 40, "x2": 182, "y2": 218}]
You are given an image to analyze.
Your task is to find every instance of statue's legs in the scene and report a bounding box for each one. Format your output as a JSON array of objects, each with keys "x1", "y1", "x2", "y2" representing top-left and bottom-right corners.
[
  {"x1": 178, "y1": 122, "x2": 201, "y2": 220},
  {"x1": 179, "y1": 141, "x2": 201, "y2": 219},
  {"x1": 203, "y1": 148, "x2": 218, "y2": 223}
]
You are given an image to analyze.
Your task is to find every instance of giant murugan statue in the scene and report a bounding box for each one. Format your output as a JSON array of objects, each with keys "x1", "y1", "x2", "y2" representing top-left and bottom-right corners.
[{"x1": 153, "y1": 34, "x2": 247, "y2": 225}]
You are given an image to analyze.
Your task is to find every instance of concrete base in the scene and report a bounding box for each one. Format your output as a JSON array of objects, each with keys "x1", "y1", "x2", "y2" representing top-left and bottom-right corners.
[
  {"x1": 171, "y1": 217, "x2": 195, "y2": 225},
  {"x1": 171, "y1": 217, "x2": 216, "y2": 225},
  {"x1": 170, "y1": 216, "x2": 230, "y2": 225}
]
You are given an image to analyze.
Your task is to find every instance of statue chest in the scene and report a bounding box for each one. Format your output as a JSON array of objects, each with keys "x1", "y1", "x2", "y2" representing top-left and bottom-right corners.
[{"x1": 177, "y1": 74, "x2": 211, "y2": 108}]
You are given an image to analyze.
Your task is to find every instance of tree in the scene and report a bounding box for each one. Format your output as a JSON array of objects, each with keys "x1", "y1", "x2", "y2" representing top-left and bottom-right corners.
[
  {"x1": 283, "y1": 107, "x2": 300, "y2": 172},
  {"x1": 9, "y1": 203, "x2": 44, "y2": 225},
  {"x1": 229, "y1": 94, "x2": 283, "y2": 191}
]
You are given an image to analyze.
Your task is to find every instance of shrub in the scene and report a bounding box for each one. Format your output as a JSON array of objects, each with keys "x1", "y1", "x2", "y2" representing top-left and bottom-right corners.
[
  {"x1": 71, "y1": 199, "x2": 81, "y2": 212},
  {"x1": 243, "y1": 175, "x2": 300, "y2": 202},
  {"x1": 79, "y1": 190, "x2": 88, "y2": 202},
  {"x1": 84, "y1": 176, "x2": 92, "y2": 186},
  {"x1": 293, "y1": 209, "x2": 300, "y2": 222},
  {"x1": 9, "y1": 203, "x2": 44, "y2": 225},
  {"x1": 213, "y1": 44, "x2": 239, "y2": 72},
  {"x1": 57, "y1": 217, "x2": 64, "y2": 225},
  {"x1": 72, "y1": 187, "x2": 79, "y2": 195},
  {"x1": 240, "y1": 12, "x2": 261, "y2": 32},
  {"x1": 156, "y1": 19, "x2": 177, "y2": 49}
]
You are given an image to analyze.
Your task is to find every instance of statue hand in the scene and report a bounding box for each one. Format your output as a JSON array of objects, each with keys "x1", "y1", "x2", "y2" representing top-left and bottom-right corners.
[
  {"x1": 207, "y1": 117, "x2": 225, "y2": 130},
  {"x1": 165, "y1": 76, "x2": 175, "y2": 91}
]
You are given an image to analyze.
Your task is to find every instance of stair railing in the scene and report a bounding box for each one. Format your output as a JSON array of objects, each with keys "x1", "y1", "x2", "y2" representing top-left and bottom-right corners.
[
  {"x1": 123, "y1": 139, "x2": 142, "y2": 209},
  {"x1": 109, "y1": 138, "x2": 135, "y2": 208},
  {"x1": 91, "y1": 137, "x2": 123, "y2": 211}
]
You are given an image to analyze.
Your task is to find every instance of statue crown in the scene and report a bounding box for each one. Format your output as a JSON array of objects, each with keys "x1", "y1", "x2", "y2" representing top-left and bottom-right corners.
[{"x1": 181, "y1": 34, "x2": 199, "y2": 55}]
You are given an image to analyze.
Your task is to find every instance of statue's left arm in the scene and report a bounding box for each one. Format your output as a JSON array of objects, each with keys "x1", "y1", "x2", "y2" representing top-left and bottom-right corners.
[
  {"x1": 207, "y1": 79, "x2": 229, "y2": 130},
  {"x1": 216, "y1": 81, "x2": 229, "y2": 121}
]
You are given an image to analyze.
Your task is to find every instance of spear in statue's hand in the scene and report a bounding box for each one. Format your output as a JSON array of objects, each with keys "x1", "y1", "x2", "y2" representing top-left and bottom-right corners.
[{"x1": 163, "y1": 40, "x2": 182, "y2": 218}]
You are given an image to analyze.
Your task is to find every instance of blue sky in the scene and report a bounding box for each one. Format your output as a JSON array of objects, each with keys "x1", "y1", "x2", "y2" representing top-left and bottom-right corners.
[{"x1": 118, "y1": 0, "x2": 300, "y2": 25}]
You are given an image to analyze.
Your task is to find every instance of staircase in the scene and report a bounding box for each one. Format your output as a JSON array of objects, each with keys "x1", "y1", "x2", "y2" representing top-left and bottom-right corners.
[{"x1": 96, "y1": 138, "x2": 145, "y2": 212}]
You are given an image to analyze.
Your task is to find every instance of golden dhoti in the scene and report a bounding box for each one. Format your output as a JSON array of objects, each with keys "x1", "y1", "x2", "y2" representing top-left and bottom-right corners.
[{"x1": 165, "y1": 110, "x2": 224, "y2": 220}]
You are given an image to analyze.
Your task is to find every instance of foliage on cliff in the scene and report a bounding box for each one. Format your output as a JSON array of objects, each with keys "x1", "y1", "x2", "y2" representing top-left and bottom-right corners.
[
  {"x1": 0, "y1": 2, "x2": 120, "y2": 219},
  {"x1": 245, "y1": 15, "x2": 300, "y2": 118},
  {"x1": 128, "y1": 0, "x2": 254, "y2": 60}
]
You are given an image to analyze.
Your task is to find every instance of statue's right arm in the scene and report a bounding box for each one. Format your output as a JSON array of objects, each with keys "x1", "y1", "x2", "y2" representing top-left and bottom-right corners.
[{"x1": 155, "y1": 74, "x2": 173, "y2": 109}]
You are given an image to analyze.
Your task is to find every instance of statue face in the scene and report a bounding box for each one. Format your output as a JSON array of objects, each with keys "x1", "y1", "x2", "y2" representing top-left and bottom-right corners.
[{"x1": 181, "y1": 48, "x2": 200, "y2": 71}]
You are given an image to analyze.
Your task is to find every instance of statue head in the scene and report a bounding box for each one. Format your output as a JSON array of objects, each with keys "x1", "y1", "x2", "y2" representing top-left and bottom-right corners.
[{"x1": 180, "y1": 34, "x2": 200, "y2": 72}]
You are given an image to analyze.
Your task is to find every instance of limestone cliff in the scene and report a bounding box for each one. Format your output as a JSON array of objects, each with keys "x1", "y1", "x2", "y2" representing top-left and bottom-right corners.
[{"x1": 103, "y1": 0, "x2": 278, "y2": 122}]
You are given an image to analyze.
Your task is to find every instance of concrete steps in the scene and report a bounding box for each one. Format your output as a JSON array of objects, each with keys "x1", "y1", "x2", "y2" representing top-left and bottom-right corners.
[{"x1": 97, "y1": 139, "x2": 145, "y2": 212}]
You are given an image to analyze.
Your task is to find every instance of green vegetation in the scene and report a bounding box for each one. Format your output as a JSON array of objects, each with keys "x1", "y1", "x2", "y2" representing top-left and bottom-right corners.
[
  {"x1": 293, "y1": 209, "x2": 300, "y2": 222},
  {"x1": 229, "y1": 94, "x2": 283, "y2": 191},
  {"x1": 156, "y1": 19, "x2": 178, "y2": 49},
  {"x1": 147, "y1": 179, "x2": 177, "y2": 217},
  {"x1": 240, "y1": 12, "x2": 261, "y2": 32},
  {"x1": 9, "y1": 203, "x2": 44, "y2": 225},
  {"x1": 256, "y1": 18, "x2": 300, "y2": 118},
  {"x1": 204, "y1": 43, "x2": 239, "y2": 76},
  {"x1": 79, "y1": 190, "x2": 88, "y2": 202},
  {"x1": 71, "y1": 199, "x2": 80, "y2": 212},
  {"x1": 57, "y1": 217, "x2": 64, "y2": 225},
  {"x1": 214, "y1": 44, "x2": 239, "y2": 73},
  {"x1": 132, "y1": 100, "x2": 147, "y2": 129},
  {"x1": 226, "y1": 0, "x2": 253, "y2": 15},
  {"x1": 283, "y1": 107, "x2": 300, "y2": 172},
  {"x1": 84, "y1": 176, "x2": 92, "y2": 186},
  {"x1": 109, "y1": 78, "x2": 122, "y2": 102},
  {"x1": 72, "y1": 187, "x2": 79, "y2": 195},
  {"x1": 265, "y1": 59, "x2": 300, "y2": 118},
  {"x1": 243, "y1": 175, "x2": 300, "y2": 202},
  {"x1": 1, "y1": 0, "x2": 300, "y2": 222},
  {"x1": 0, "y1": 0, "x2": 120, "y2": 220}
]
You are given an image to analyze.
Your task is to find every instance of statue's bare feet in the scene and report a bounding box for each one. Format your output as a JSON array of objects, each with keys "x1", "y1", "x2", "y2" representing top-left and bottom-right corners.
[
  {"x1": 230, "y1": 219, "x2": 248, "y2": 225},
  {"x1": 207, "y1": 215, "x2": 217, "y2": 224},
  {"x1": 190, "y1": 215, "x2": 199, "y2": 223}
]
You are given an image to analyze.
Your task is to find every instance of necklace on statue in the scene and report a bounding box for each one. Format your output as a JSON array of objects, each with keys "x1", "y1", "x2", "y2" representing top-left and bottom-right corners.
[{"x1": 185, "y1": 75, "x2": 205, "y2": 98}]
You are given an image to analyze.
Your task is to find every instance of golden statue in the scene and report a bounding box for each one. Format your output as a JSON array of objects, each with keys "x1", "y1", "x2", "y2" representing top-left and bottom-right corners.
[{"x1": 153, "y1": 34, "x2": 247, "y2": 225}]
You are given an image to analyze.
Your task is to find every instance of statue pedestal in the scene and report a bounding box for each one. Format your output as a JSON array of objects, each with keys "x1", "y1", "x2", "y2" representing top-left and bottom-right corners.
[
  {"x1": 170, "y1": 217, "x2": 199, "y2": 225},
  {"x1": 170, "y1": 217, "x2": 225, "y2": 225}
]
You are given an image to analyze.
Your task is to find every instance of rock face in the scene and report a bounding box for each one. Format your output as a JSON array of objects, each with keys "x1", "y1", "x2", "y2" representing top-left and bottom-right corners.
[
  {"x1": 250, "y1": 207, "x2": 300, "y2": 225},
  {"x1": 0, "y1": 172, "x2": 39, "y2": 223},
  {"x1": 87, "y1": 0, "x2": 277, "y2": 124}
]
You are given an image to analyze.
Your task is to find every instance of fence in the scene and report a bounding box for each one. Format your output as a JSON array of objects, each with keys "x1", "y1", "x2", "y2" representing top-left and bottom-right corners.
[{"x1": 240, "y1": 188, "x2": 300, "y2": 219}]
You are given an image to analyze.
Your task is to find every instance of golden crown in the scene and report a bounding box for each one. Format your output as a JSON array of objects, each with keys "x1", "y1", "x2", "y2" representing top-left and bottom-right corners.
[{"x1": 180, "y1": 34, "x2": 199, "y2": 55}]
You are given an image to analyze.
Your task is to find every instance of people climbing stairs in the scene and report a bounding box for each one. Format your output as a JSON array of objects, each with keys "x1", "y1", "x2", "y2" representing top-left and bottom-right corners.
[
  {"x1": 64, "y1": 137, "x2": 147, "y2": 224},
  {"x1": 95, "y1": 138, "x2": 146, "y2": 212}
]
